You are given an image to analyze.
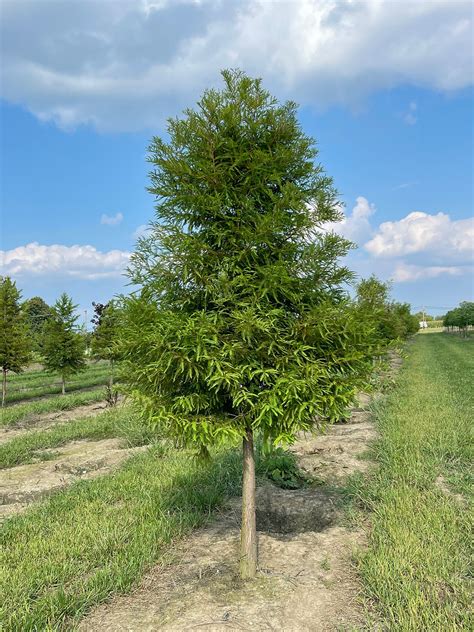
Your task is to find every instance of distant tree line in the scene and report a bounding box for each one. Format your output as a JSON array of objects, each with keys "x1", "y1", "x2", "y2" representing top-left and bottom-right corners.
[{"x1": 443, "y1": 301, "x2": 474, "y2": 337}]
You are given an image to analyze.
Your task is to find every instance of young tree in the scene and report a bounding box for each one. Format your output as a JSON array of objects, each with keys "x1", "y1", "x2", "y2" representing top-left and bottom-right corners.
[
  {"x1": 119, "y1": 70, "x2": 376, "y2": 578},
  {"x1": 42, "y1": 293, "x2": 86, "y2": 394},
  {"x1": 0, "y1": 277, "x2": 31, "y2": 406},
  {"x1": 22, "y1": 296, "x2": 54, "y2": 351},
  {"x1": 90, "y1": 301, "x2": 120, "y2": 385}
]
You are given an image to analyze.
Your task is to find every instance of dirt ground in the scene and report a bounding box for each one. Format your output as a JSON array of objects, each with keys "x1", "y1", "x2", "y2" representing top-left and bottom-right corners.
[
  {"x1": 0, "y1": 438, "x2": 147, "y2": 520},
  {"x1": 0, "y1": 400, "x2": 110, "y2": 445},
  {"x1": 79, "y1": 391, "x2": 377, "y2": 632}
]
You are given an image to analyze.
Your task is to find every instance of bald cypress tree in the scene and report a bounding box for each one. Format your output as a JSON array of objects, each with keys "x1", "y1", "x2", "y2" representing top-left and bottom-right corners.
[
  {"x1": 42, "y1": 293, "x2": 86, "y2": 394},
  {"x1": 0, "y1": 277, "x2": 31, "y2": 406},
  {"x1": 120, "y1": 70, "x2": 375, "y2": 577}
]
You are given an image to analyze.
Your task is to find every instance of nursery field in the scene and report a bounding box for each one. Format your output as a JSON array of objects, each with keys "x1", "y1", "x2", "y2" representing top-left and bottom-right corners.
[
  {"x1": 0, "y1": 332, "x2": 472, "y2": 630},
  {"x1": 3, "y1": 361, "x2": 112, "y2": 405}
]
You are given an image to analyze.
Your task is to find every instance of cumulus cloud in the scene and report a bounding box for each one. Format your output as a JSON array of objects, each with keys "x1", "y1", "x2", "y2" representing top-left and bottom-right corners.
[
  {"x1": 101, "y1": 212, "x2": 123, "y2": 226},
  {"x1": 327, "y1": 198, "x2": 473, "y2": 283},
  {"x1": 1, "y1": 0, "x2": 471, "y2": 131},
  {"x1": 392, "y1": 263, "x2": 464, "y2": 282},
  {"x1": 327, "y1": 196, "x2": 376, "y2": 245},
  {"x1": 359, "y1": 210, "x2": 474, "y2": 282},
  {"x1": 0, "y1": 243, "x2": 130, "y2": 280},
  {"x1": 365, "y1": 212, "x2": 474, "y2": 264}
]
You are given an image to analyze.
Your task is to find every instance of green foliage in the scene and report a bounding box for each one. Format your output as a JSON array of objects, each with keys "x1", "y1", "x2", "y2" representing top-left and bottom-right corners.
[
  {"x1": 90, "y1": 301, "x2": 120, "y2": 362},
  {"x1": 119, "y1": 70, "x2": 376, "y2": 452},
  {"x1": 0, "y1": 277, "x2": 31, "y2": 400},
  {"x1": 42, "y1": 293, "x2": 86, "y2": 387},
  {"x1": 259, "y1": 447, "x2": 307, "y2": 489},
  {"x1": 22, "y1": 296, "x2": 54, "y2": 350},
  {"x1": 356, "y1": 275, "x2": 418, "y2": 344},
  {"x1": 443, "y1": 301, "x2": 474, "y2": 335}
]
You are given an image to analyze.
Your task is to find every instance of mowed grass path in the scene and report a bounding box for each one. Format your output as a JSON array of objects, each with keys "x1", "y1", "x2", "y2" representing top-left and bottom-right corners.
[{"x1": 353, "y1": 333, "x2": 473, "y2": 630}]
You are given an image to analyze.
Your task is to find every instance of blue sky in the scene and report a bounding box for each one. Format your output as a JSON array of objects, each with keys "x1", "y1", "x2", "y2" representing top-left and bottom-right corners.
[{"x1": 1, "y1": 0, "x2": 473, "y2": 321}]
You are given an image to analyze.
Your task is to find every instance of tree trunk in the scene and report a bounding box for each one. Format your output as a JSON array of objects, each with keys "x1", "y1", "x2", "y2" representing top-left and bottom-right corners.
[
  {"x1": 109, "y1": 360, "x2": 114, "y2": 387},
  {"x1": 240, "y1": 427, "x2": 257, "y2": 579},
  {"x1": 1, "y1": 368, "x2": 7, "y2": 407},
  {"x1": 61, "y1": 375, "x2": 66, "y2": 395}
]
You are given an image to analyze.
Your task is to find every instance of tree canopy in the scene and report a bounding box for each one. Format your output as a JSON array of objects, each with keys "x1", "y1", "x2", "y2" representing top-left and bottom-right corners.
[
  {"x1": 0, "y1": 277, "x2": 31, "y2": 405},
  {"x1": 42, "y1": 293, "x2": 86, "y2": 393},
  {"x1": 119, "y1": 69, "x2": 379, "y2": 576},
  {"x1": 444, "y1": 301, "x2": 474, "y2": 335},
  {"x1": 356, "y1": 275, "x2": 419, "y2": 343},
  {"x1": 90, "y1": 301, "x2": 121, "y2": 385},
  {"x1": 22, "y1": 296, "x2": 55, "y2": 351}
]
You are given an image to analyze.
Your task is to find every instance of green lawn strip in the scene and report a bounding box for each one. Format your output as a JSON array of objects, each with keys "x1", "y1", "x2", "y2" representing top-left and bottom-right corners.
[
  {"x1": 0, "y1": 405, "x2": 157, "y2": 468},
  {"x1": 5, "y1": 373, "x2": 112, "y2": 405},
  {"x1": 7, "y1": 368, "x2": 110, "y2": 395},
  {"x1": 349, "y1": 333, "x2": 473, "y2": 630},
  {"x1": 7, "y1": 362, "x2": 109, "y2": 388},
  {"x1": 0, "y1": 389, "x2": 106, "y2": 428},
  {"x1": 0, "y1": 445, "x2": 244, "y2": 631}
]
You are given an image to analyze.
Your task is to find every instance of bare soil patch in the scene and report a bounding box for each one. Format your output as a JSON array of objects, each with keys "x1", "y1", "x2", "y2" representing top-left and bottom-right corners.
[
  {"x1": 0, "y1": 438, "x2": 146, "y2": 520},
  {"x1": 0, "y1": 401, "x2": 111, "y2": 445},
  {"x1": 79, "y1": 399, "x2": 378, "y2": 631}
]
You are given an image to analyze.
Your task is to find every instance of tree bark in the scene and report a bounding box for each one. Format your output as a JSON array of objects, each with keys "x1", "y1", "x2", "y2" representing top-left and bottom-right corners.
[
  {"x1": 109, "y1": 359, "x2": 114, "y2": 387},
  {"x1": 2, "y1": 368, "x2": 7, "y2": 407},
  {"x1": 61, "y1": 375, "x2": 66, "y2": 395},
  {"x1": 240, "y1": 427, "x2": 257, "y2": 579}
]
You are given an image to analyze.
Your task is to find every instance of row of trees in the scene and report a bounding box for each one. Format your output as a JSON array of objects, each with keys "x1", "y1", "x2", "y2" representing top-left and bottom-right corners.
[
  {"x1": 356, "y1": 276, "x2": 419, "y2": 343},
  {"x1": 443, "y1": 301, "x2": 474, "y2": 336},
  {"x1": 0, "y1": 278, "x2": 118, "y2": 404}
]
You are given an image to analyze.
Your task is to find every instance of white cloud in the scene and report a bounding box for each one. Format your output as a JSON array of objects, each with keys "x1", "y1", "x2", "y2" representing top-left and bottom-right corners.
[
  {"x1": 327, "y1": 196, "x2": 376, "y2": 245},
  {"x1": 0, "y1": 243, "x2": 130, "y2": 280},
  {"x1": 327, "y1": 198, "x2": 473, "y2": 283},
  {"x1": 402, "y1": 101, "x2": 418, "y2": 125},
  {"x1": 1, "y1": 0, "x2": 471, "y2": 131},
  {"x1": 393, "y1": 181, "x2": 418, "y2": 190},
  {"x1": 392, "y1": 263, "x2": 464, "y2": 282},
  {"x1": 364, "y1": 212, "x2": 474, "y2": 264},
  {"x1": 132, "y1": 224, "x2": 152, "y2": 240},
  {"x1": 101, "y1": 212, "x2": 123, "y2": 226}
]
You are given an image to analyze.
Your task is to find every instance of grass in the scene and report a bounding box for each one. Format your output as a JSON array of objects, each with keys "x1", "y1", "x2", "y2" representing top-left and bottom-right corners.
[
  {"x1": 6, "y1": 362, "x2": 110, "y2": 405},
  {"x1": 0, "y1": 445, "x2": 245, "y2": 630},
  {"x1": 349, "y1": 333, "x2": 473, "y2": 630},
  {"x1": 1, "y1": 332, "x2": 471, "y2": 630},
  {"x1": 0, "y1": 405, "x2": 157, "y2": 468},
  {"x1": 5, "y1": 370, "x2": 112, "y2": 405},
  {"x1": 7, "y1": 361, "x2": 109, "y2": 389},
  {"x1": 0, "y1": 388, "x2": 106, "y2": 428}
]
